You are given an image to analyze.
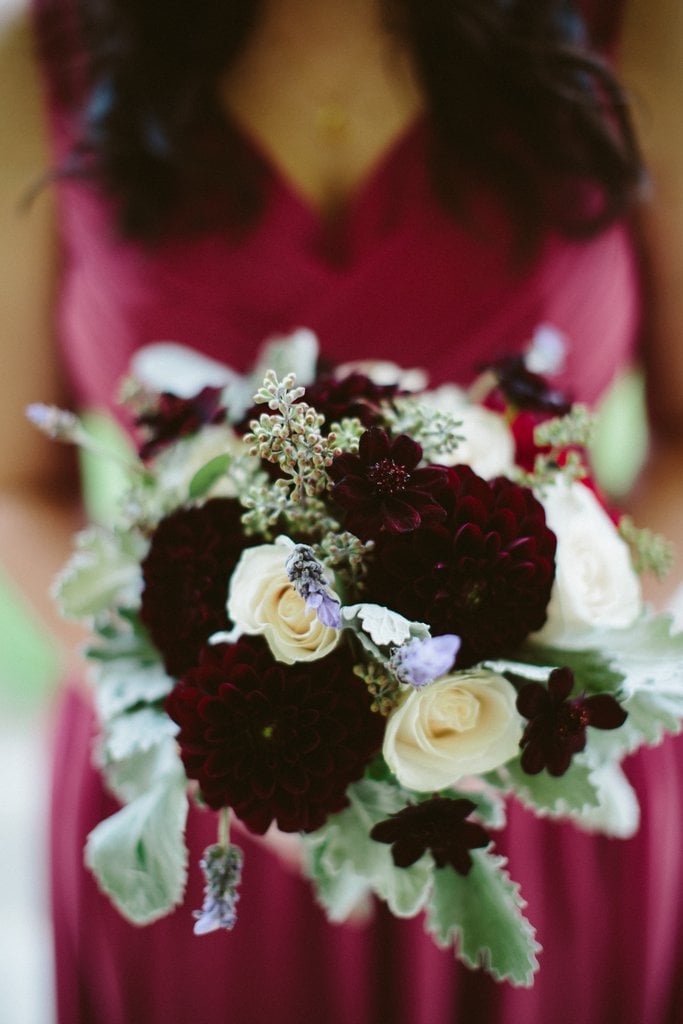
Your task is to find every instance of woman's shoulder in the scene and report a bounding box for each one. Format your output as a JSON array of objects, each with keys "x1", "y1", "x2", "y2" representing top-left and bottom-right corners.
[{"x1": 0, "y1": 0, "x2": 53, "y2": 185}]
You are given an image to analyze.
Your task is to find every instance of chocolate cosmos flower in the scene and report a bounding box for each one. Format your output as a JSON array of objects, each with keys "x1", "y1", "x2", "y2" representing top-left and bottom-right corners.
[
  {"x1": 365, "y1": 464, "x2": 557, "y2": 666},
  {"x1": 483, "y1": 354, "x2": 572, "y2": 415},
  {"x1": 329, "y1": 427, "x2": 449, "y2": 541},
  {"x1": 517, "y1": 667, "x2": 628, "y2": 776},
  {"x1": 370, "y1": 796, "x2": 490, "y2": 875},
  {"x1": 135, "y1": 386, "x2": 226, "y2": 459},
  {"x1": 140, "y1": 498, "x2": 245, "y2": 677},
  {"x1": 166, "y1": 637, "x2": 384, "y2": 834}
]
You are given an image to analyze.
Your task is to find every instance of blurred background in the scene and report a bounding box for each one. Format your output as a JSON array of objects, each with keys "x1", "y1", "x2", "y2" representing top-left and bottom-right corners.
[{"x1": 0, "y1": 375, "x2": 649, "y2": 1024}]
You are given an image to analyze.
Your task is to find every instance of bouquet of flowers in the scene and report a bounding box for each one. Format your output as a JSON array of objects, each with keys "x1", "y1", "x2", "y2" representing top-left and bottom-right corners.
[{"x1": 29, "y1": 327, "x2": 683, "y2": 986}]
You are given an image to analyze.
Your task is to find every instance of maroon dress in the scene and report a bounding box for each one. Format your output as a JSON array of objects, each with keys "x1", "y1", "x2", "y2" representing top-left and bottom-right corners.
[{"x1": 33, "y1": 2, "x2": 683, "y2": 1022}]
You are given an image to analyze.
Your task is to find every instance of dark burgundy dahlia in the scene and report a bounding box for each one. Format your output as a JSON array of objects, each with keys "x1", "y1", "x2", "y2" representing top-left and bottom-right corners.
[
  {"x1": 140, "y1": 498, "x2": 245, "y2": 677},
  {"x1": 135, "y1": 386, "x2": 226, "y2": 460},
  {"x1": 517, "y1": 667, "x2": 628, "y2": 776},
  {"x1": 370, "y1": 797, "x2": 490, "y2": 875},
  {"x1": 329, "y1": 427, "x2": 449, "y2": 541},
  {"x1": 166, "y1": 637, "x2": 384, "y2": 834},
  {"x1": 365, "y1": 464, "x2": 557, "y2": 666},
  {"x1": 303, "y1": 371, "x2": 400, "y2": 428}
]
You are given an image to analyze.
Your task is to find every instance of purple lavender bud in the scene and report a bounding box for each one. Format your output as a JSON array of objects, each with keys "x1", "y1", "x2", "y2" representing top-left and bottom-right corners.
[
  {"x1": 193, "y1": 843, "x2": 243, "y2": 936},
  {"x1": 390, "y1": 634, "x2": 461, "y2": 688},
  {"x1": 308, "y1": 590, "x2": 343, "y2": 630}
]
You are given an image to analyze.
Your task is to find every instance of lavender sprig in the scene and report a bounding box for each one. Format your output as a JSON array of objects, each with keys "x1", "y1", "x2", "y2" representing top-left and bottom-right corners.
[
  {"x1": 389, "y1": 634, "x2": 461, "y2": 688},
  {"x1": 285, "y1": 543, "x2": 342, "y2": 629},
  {"x1": 193, "y1": 842, "x2": 244, "y2": 936}
]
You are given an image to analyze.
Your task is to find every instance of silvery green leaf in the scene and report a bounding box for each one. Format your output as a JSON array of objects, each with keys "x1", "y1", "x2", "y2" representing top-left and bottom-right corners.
[
  {"x1": 91, "y1": 658, "x2": 174, "y2": 720},
  {"x1": 86, "y1": 608, "x2": 158, "y2": 664},
  {"x1": 453, "y1": 785, "x2": 507, "y2": 829},
  {"x1": 515, "y1": 641, "x2": 624, "y2": 694},
  {"x1": 52, "y1": 526, "x2": 146, "y2": 620},
  {"x1": 483, "y1": 659, "x2": 556, "y2": 683},
  {"x1": 99, "y1": 705, "x2": 179, "y2": 765},
  {"x1": 303, "y1": 779, "x2": 432, "y2": 921},
  {"x1": 569, "y1": 763, "x2": 640, "y2": 839},
  {"x1": 102, "y1": 732, "x2": 184, "y2": 804},
  {"x1": 84, "y1": 765, "x2": 189, "y2": 925},
  {"x1": 496, "y1": 758, "x2": 601, "y2": 820},
  {"x1": 342, "y1": 604, "x2": 429, "y2": 649},
  {"x1": 424, "y1": 848, "x2": 540, "y2": 987},
  {"x1": 564, "y1": 614, "x2": 683, "y2": 761}
]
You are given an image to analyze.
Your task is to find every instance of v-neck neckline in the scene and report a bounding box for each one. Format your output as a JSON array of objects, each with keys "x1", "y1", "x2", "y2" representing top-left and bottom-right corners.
[{"x1": 223, "y1": 109, "x2": 426, "y2": 235}]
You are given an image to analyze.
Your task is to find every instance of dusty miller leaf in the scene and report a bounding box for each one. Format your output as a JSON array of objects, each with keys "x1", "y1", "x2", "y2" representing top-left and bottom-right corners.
[
  {"x1": 424, "y1": 848, "x2": 540, "y2": 987},
  {"x1": 304, "y1": 779, "x2": 432, "y2": 921},
  {"x1": 84, "y1": 764, "x2": 189, "y2": 925}
]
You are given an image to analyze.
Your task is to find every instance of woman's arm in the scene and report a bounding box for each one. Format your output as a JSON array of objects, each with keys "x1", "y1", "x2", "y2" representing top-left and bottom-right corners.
[
  {"x1": 618, "y1": 0, "x2": 683, "y2": 607},
  {"x1": 0, "y1": 0, "x2": 84, "y2": 672}
]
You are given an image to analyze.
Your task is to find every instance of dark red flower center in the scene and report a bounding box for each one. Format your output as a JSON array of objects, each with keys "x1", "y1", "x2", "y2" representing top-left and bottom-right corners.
[
  {"x1": 558, "y1": 702, "x2": 591, "y2": 737},
  {"x1": 367, "y1": 458, "x2": 412, "y2": 494}
]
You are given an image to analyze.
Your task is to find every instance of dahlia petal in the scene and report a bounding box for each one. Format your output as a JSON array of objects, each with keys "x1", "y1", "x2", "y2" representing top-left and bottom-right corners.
[
  {"x1": 405, "y1": 495, "x2": 447, "y2": 525},
  {"x1": 452, "y1": 522, "x2": 485, "y2": 555},
  {"x1": 412, "y1": 465, "x2": 449, "y2": 489}
]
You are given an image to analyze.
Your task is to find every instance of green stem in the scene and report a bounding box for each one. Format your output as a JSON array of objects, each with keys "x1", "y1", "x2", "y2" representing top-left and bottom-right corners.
[{"x1": 218, "y1": 807, "x2": 231, "y2": 849}]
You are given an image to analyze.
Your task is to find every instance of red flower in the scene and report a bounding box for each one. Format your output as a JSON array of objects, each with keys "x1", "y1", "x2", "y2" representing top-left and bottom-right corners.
[
  {"x1": 135, "y1": 387, "x2": 225, "y2": 459},
  {"x1": 329, "y1": 427, "x2": 449, "y2": 541},
  {"x1": 370, "y1": 797, "x2": 490, "y2": 874},
  {"x1": 365, "y1": 465, "x2": 556, "y2": 666},
  {"x1": 140, "y1": 498, "x2": 245, "y2": 677},
  {"x1": 517, "y1": 667, "x2": 628, "y2": 776},
  {"x1": 165, "y1": 638, "x2": 384, "y2": 834}
]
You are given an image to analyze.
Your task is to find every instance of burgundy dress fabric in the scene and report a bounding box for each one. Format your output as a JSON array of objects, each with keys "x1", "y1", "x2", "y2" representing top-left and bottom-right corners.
[{"x1": 33, "y1": 4, "x2": 683, "y2": 1023}]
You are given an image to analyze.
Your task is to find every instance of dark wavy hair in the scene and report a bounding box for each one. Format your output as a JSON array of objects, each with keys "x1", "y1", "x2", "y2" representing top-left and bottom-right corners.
[{"x1": 42, "y1": 0, "x2": 642, "y2": 251}]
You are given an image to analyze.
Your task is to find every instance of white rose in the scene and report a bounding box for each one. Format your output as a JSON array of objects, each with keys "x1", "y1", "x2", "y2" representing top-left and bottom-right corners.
[
  {"x1": 421, "y1": 384, "x2": 516, "y2": 478},
  {"x1": 227, "y1": 543, "x2": 339, "y2": 664},
  {"x1": 532, "y1": 477, "x2": 641, "y2": 646},
  {"x1": 383, "y1": 669, "x2": 522, "y2": 791},
  {"x1": 336, "y1": 359, "x2": 428, "y2": 391}
]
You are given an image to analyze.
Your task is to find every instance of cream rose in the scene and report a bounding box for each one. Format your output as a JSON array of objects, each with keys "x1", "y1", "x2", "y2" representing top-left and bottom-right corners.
[
  {"x1": 227, "y1": 543, "x2": 339, "y2": 664},
  {"x1": 421, "y1": 384, "x2": 516, "y2": 478},
  {"x1": 383, "y1": 669, "x2": 522, "y2": 791},
  {"x1": 532, "y1": 477, "x2": 641, "y2": 647}
]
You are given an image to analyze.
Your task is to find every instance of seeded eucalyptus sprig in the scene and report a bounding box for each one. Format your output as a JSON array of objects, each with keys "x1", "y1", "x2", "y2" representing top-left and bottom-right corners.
[
  {"x1": 245, "y1": 371, "x2": 342, "y2": 503},
  {"x1": 618, "y1": 515, "x2": 674, "y2": 579},
  {"x1": 315, "y1": 530, "x2": 374, "y2": 591},
  {"x1": 516, "y1": 405, "x2": 597, "y2": 491},
  {"x1": 385, "y1": 396, "x2": 464, "y2": 463}
]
